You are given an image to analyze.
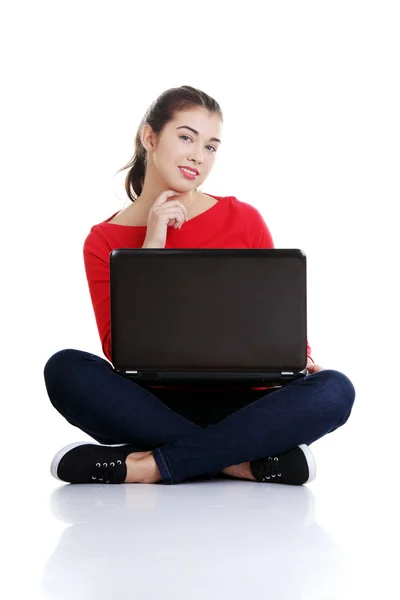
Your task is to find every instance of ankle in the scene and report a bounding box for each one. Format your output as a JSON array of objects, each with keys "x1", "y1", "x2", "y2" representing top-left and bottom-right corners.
[
  {"x1": 222, "y1": 461, "x2": 256, "y2": 481},
  {"x1": 125, "y1": 452, "x2": 162, "y2": 484}
]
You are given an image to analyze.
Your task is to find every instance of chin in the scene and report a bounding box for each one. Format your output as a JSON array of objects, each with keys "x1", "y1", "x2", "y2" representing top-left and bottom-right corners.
[
  {"x1": 166, "y1": 172, "x2": 198, "y2": 194},
  {"x1": 173, "y1": 181, "x2": 197, "y2": 193}
]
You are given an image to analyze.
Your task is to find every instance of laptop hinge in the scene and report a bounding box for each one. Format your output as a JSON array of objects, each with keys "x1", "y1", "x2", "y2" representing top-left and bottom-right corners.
[{"x1": 123, "y1": 371, "x2": 296, "y2": 375}]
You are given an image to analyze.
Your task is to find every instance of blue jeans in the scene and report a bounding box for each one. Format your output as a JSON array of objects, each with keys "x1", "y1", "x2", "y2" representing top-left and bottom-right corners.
[{"x1": 44, "y1": 349, "x2": 356, "y2": 485}]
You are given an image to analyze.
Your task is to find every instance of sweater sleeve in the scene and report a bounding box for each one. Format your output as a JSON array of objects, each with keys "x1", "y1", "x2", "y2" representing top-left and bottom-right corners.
[
  {"x1": 245, "y1": 202, "x2": 314, "y2": 363},
  {"x1": 246, "y1": 204, "x2": 275, "y2": 250},
  {"x1": 83, "y1": 228, "x2": 113, "y2": 362}
]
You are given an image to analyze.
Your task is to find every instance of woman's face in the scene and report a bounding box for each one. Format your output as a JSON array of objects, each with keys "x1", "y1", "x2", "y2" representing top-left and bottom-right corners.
[{"x1": 148, "y1": 108, "x2": 223, "y2": 191}]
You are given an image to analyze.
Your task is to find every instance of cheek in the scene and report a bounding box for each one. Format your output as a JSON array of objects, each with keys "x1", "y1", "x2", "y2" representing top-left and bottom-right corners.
[{"x1": 202, "y1": 164, "x2": 213, "y2": 175}]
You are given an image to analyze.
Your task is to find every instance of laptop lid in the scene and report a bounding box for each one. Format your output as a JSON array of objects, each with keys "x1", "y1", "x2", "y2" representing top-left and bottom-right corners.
[{"x1": 110, "y1": 249, "x2": 308, "y2": 385}]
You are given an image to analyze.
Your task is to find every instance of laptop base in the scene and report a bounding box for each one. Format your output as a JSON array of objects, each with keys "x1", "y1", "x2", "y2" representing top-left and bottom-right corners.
[{"x1": 113, "y1": 370, "x2": 307, "y2": 386}]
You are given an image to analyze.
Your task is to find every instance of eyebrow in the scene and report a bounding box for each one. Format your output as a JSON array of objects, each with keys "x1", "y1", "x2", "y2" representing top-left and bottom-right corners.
[{"x1": 176, "y1": 125, "x2": 221, "y2": 144}]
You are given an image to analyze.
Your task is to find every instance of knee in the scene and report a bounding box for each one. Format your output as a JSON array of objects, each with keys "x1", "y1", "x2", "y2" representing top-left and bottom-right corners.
[
  {"x1": 43, "y1": 349, "x2": 82, "y2": 387},
  {"x1": 43, "y1": 349, "x2": 93, "y2": 412},
  {"x1": 318, "y1": 369, "x2": 356, "y2": 422},
  {"x1": 43, "y1": 348, "x2": 109, "y2": 412}
]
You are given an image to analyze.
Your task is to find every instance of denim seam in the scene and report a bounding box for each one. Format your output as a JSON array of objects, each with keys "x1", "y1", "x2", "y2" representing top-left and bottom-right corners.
[{"x1": 156, "y1": 448, "x2": 175, "y2": 485}]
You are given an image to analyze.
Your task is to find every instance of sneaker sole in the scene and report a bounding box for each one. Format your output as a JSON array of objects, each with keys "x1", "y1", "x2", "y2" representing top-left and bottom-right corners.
[
  {"x1": 50, "y1": 441, "x2": 92, "y2": 481},
  {"x1": 298, "y1": 444, "x2": 317, "y2": 483}
]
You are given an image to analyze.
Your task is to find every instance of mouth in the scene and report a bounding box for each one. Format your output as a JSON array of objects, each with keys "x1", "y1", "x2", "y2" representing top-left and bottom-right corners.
[{"x1": 179, "y1": 166, "x2": 199, "y2": 176}]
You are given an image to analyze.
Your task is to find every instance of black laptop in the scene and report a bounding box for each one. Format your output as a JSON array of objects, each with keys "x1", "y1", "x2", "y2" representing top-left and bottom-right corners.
[{"x1": 109, "y1": 249, "x2": 308, "y2": 387}]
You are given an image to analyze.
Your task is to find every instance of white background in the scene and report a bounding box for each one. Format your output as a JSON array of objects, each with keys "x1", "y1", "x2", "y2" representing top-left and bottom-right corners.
[{"x1": 1, "y1": 1, "x2": 399, "y2": 598}]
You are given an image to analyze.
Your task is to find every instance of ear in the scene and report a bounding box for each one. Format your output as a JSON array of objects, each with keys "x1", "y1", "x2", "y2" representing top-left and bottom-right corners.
[{"x1": 141, "y1": 124, "x2": 157, "y2": 152}]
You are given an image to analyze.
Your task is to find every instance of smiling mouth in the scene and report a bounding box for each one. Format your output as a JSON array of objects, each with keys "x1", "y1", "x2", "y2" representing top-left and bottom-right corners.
[{"x1": 179, "y1": 167, "x2": 199, "y2": 175}]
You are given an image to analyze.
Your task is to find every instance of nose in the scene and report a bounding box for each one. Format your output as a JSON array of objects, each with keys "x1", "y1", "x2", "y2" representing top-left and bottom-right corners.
[{"x1": 188, "y1": 145, "x2": 204, "y2": 165}]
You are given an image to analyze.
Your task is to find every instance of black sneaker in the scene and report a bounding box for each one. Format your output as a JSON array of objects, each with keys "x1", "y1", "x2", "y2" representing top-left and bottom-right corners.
[
  {"x1": 50, "y1": 442, "x2": 148, "y2": 484},
  {"x1": 250, "y1": 444, "x2": 316, "y2": 485}
]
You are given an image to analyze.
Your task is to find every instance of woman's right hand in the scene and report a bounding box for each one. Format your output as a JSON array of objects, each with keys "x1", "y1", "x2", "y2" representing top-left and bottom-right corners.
[{"x1": 142, "y1": 189, "x2": 189, "y2": 248}]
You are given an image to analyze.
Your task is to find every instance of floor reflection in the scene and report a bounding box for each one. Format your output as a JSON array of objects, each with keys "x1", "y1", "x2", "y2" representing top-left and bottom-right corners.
[{"x1": 41, "y1": 480, "x2": 346, "y2": 599}]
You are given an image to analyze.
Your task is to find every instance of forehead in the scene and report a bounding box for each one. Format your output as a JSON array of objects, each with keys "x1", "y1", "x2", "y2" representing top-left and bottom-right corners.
[{"x1": 171, "y1": 108, "x2": 222, "y2": 135}]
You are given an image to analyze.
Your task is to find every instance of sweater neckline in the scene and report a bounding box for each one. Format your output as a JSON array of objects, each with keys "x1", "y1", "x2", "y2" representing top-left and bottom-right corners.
[{"x1": 102, "y1": 193, "x2": 225, "y2": 229}]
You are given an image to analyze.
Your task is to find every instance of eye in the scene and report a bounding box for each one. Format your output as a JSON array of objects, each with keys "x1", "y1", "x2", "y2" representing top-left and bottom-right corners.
[{"x1": 180, "y1": 135, "x2": 216, "y2": 153}]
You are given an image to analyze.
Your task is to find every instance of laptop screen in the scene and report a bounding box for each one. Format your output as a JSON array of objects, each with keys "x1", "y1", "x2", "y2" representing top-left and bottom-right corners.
[{"x1": 110, "y1": 249, "x2": 307, "y2": 372}]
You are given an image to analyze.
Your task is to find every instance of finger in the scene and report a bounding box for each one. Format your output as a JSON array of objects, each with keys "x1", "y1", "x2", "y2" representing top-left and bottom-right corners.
[
  {"x1": 153, "y1": 190, "x2": 185, "y2": 207},
  {"x1": 159, "y1": 206, "x2": 187, "y2": 220}
]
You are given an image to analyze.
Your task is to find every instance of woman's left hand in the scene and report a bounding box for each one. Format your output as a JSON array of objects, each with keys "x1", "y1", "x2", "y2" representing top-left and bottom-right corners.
[{"x1": 306, "y1": 357, "x2": 325, "y2": 374}]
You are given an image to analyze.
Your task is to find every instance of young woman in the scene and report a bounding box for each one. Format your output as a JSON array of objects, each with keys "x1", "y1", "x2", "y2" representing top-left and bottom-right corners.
[{"x1": 44, "y1": 85, "x2": 356, "y2": 487}]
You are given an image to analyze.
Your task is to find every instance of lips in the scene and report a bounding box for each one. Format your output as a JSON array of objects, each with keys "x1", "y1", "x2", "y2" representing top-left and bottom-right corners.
[{"x1": 179, "y1": 166, "x2": 199, "y2": 175}]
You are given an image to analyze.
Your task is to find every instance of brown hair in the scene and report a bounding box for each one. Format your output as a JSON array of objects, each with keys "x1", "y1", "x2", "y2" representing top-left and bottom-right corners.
[{"x1": 115, "y1": 85, "x2": 223, "y2": 202}]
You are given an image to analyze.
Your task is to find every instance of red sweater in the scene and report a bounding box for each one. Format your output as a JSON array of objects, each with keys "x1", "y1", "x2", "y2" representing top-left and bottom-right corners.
[{"x1": 83, "y1": 193, "x2": 313, "y2": 392}]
